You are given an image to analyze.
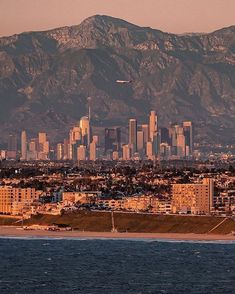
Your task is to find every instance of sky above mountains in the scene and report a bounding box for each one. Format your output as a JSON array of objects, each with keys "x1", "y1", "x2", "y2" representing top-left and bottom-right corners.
[{"x1": 0, "y1": 0, "x2": 235, "y2": 37}]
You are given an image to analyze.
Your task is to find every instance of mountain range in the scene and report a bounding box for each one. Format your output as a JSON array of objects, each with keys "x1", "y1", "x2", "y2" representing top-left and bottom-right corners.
[{"x1": 0, "y1": 15, "x2": 234, "y2": 146}]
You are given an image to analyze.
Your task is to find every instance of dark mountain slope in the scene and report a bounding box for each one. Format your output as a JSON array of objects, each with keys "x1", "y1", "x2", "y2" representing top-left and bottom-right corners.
[{"x1": 0, "y1": 15, "x2": 234, "y2": 145}]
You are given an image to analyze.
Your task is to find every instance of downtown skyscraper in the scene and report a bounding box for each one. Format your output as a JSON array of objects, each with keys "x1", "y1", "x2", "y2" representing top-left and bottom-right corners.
[{"x1": 129, "y1": 119, "x2": 137, "y2": 153}]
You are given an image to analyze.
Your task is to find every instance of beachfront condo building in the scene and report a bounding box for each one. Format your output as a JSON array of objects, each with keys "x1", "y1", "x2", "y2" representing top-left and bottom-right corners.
[
  {"x1": 0, "y1": 186, "x2": 42, "y2": 215},
  {"x1": 172, "y1": 178, "x2": 214, "y2": 214}
]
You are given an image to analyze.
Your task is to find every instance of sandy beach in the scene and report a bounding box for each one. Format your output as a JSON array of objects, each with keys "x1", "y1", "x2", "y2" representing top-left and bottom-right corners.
[{"x1": 0, "y1": 226, "x2": 235, "y2": 241}]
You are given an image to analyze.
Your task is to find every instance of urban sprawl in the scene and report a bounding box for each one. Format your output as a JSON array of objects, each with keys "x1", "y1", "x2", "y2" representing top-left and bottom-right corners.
[{"x1": 0, "y1": 111, "x2": 234, "y2": 218}]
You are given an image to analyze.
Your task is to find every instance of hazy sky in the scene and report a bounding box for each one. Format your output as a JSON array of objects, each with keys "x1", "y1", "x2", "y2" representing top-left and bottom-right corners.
[{"x1": 0, "y1": 0, "x2": 235, "y2": 37}]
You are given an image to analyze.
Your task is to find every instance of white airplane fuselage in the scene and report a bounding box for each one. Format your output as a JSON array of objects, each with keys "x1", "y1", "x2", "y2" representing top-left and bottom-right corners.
[{"x1": 116, "y1": 80, "x2": 132, "y2": 84}]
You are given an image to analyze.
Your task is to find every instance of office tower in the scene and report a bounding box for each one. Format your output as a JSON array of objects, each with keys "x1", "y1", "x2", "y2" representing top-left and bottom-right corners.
[
  {"x1": 38, "y1": 132, "x2": 49, "y2": 153},
  {"x1": 69, "y1": 125, "x2": 81, "y2": 145},
  {"x1": 89, "y1": 141, "x2": 97, "y2": 161},
  {"x1": 129, "y1": 119, "x2": 137, "y2": 152},
  {"x1": 38, "y1": 132, "x2": 49, "y2": 160},
  {"x1": 185, "y1": 145, "x2": 190, "y2": 157},
  {"x1": 80, "y1": 116, "x2": 90, "y2": 147},
  {"x1": 152, "y1": 134, "x2": 160, "y2": 156},
  {"x1": 49, "y1": 149, "x2": 55, "y2": 161},
  {"x1": 169, "y1": 125, "x2": 178, "y2": 155},
  {"x1": 183, "y1": 121, "x2": 193, "y2": 155},
  {"x1": 56, "y1": 143, "x2": 63, "y2": 160},
  {"x1": 38, "y1": 132, "x2": 46, "y2": 145},
  {"x1": 63, "y1": 139, "x2": 69, "y2": 160},
  {"x1": 92, "y1": 135, "x2": 99, "y2": 145},
  {"x1": 0, "y1": 150, "x2": 6, "y2": 160},
  {"x1": 160, "y1": 143, "x2": 171, "y2": 160},
  {"x1": 77, "y1": 145, "x2": 86, "y2": 161},
  {"x1": 137, "y1": 130, "x2": 144, "y2": 153},
  {"x1": 146, "y1": 141, "x2": 153, "y2": 159},
  {"x1": 160, "y1": 127, "x2": 170, "y2": 145},
  {"x1": 149, "y1": 111, "x2": 158, "y2": 142},
  {"x1": 172, "y1": 178, "x2": 214, "y2": 214},
  {"x1": 71, "y1": 142, "x2": 79, "y2": 161},
  {"x1": 170, "y1": 124, "x2": 182, "y2": 156},
  {"x1": 28, "y1": 138, "x2": 38, "y2": 160},
  {"x1": 7, "y1": 134, "x2": 17, "y2": 159},
  {"x1": 149, "y1": 110, "x2": 160, "y2": 155},
  {"x1": 176, "y1": 127, "x2": 185, "y2": 158},
  {"x1": 142, "y1": 124, "x2": 149, "y2": 144},
  {"x1": 104, "y1": 128, "x2": 121, "y2": 152},
  {"x1": 68, "y1": 143, "x2": 73, "y2": 160},
  {"x1": 21, "y1": 131, "x2": 27, "y2": 160},
  {"x1": 112, "y1": 151, "x2": 119, "y2": 160},
  {"x1": 122, "y1": 144, "x2": 131, "y2": 160}
]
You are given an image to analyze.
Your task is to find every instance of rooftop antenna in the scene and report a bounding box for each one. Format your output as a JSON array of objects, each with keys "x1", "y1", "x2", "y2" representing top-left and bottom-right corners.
[
  {"x1": 87, "y1": 96, "x2": 92, "y2": 146},
  {"x1": 87, "y1": 97, "x2": 92, "y2": 121}
]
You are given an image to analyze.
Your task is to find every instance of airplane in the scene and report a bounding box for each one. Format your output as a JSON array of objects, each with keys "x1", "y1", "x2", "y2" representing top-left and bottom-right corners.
[{"x1": 116, "y1": 80, "x2": 133, "y2": 84}]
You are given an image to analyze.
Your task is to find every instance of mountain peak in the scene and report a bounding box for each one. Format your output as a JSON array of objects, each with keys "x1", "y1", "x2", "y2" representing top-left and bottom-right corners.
[
  {"x1": 79, "y1": 14, "x2": 141, "y2": 30},
  {"x1": 44, "y1": 14, "x2": 167, "y2": 50}
]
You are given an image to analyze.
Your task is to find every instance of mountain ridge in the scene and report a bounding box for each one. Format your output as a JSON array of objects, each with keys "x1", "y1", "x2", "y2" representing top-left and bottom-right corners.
[{"x1": 0, "y1": 15, "x2": 234, "y2": 146}]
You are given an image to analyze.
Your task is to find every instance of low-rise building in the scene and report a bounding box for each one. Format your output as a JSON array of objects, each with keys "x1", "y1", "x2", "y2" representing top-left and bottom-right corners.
[{"x1": 62, "y1": 191, "x2": 102, "y2": 204}]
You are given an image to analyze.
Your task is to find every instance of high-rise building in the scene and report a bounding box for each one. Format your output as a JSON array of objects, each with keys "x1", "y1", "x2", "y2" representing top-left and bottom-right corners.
[
  {"x1": 160, "y1": 127, "x2": 170, "y2": 145},
  {"x1": 160, "y1": 143, "x2": 171, "y2": 160},
  {"x1": 169, "y1": 124, "x2": 178, "y2": 155},
  {"x1": 112, "y1": 151, "x2": 119, "y2": 160},
  {"x1": 122, "y1": 144, "x2": 131, "y2": 160},
  {"x1": 0, "y1": 150, "x2": 6, "y2": 160},
  {"x1": 77, "y1": 145, "x2": 86, "y2": 161},
  {"x1": 149, "y1": 111, "x2": 158, "y2": 142},
  {"x1": 63, "y1": 139, "x2": 69, "y2": 160},
  {"x1": 137, "y1": 130, "x2": 144, "y2": 153},
  {"x1": 67, "y1": 143, "x2": 73, "y2": 160},
  {"x1": 56, "y1": 143, "x2": 63, "y2": 160},
  {"x1": 172, "y1": 178, "x2": 214, "y2": 214},
  {"x1": 21, "y1": 131, "x2": 27, "y2": 160},
  {"x1": 92, "y1": 135, "x2": 99, "y2": 145},
  {"x1": 169, "y1": 124, "x2": 186, "y2": 157},
  {"x1": 7, "y1": 134, "x2": 17, "y2": 159},
  {"x1": 69, "y1": 125, "x2": 81, "y2": 145},
  {"x1": 38, "y1": 133, "x2": 46, "y2": 147},
  {"x1": 146, "y1": 141, "x2": 153, "y2": 159},
  {"x1": 104, "y1": 128, "x2": 121, "y2": 152},
  {"x1": 149, "y1": 111, "x2": 160, "y2": 155},
  {"x1": 29, "y1": 138, "x2": 38, "y2": 153},
  {"x1": 80, "y1": 116, "x2": 90, "y2": 147},
  {"x1": 38, "y1": 132, "x2": 49, "y2": 160},
  {"x1": 89, "y1": 141, "x2": 97, "y2": 161},
  {"x1": 142, "y1": 124, "x2": 149, "y2": 144},
  {"x1": 183, "y1": 121, "x2": 193, "y2": 155},
  {"x1": 176, "y1": 127, "x2": 186, "y2": 158},
  {"x1": 129, "y1": 119, "x2": 137, "y2": 152}
]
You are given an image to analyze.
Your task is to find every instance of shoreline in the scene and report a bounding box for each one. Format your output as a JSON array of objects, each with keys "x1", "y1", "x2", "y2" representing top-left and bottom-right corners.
[{"x1": 0, "y1": 226, "x2": 235, "y2": 241}]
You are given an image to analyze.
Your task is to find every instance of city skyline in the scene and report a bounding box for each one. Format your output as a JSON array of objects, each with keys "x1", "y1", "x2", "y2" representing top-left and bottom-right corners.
[{"x1": 1, "y1": 110, "x2": 196, "y2": 161}]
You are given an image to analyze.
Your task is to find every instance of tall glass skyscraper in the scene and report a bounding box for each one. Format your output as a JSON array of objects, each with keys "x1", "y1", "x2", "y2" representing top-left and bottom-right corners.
[{"x1": 129, "y1": 119, "x2": 137, "y2": 152}]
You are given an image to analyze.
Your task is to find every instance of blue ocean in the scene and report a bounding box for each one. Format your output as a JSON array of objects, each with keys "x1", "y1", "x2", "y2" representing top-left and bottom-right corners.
[{"x1": 0, "y1": 238, "x2": 234, "y2": 293}]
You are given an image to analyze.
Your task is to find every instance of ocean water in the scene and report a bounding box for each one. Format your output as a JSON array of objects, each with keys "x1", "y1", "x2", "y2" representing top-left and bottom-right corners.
[{"x1": 0, "y1": 238, "x2": 235, "y2": 294}]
